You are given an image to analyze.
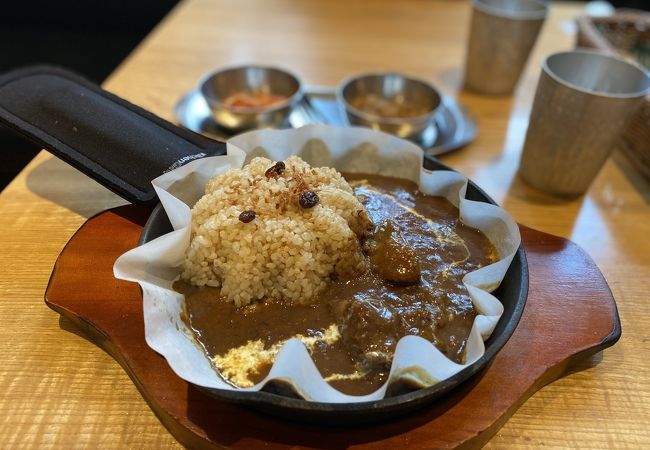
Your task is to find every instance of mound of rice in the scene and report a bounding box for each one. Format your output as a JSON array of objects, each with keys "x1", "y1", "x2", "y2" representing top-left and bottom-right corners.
[{"x1": 181, "y1": 156, "x2": 372, "y2": 306}]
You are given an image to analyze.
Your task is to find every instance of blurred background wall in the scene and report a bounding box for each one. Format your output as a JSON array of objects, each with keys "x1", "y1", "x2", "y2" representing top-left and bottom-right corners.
[{"x1": 0, "y1": 0, "x2": 179, "y2": 190}]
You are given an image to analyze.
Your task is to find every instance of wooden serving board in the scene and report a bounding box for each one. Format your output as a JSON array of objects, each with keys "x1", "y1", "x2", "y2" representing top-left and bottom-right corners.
[{"x1": 45, "y1": 205, "x2": 620, "y2": 450}]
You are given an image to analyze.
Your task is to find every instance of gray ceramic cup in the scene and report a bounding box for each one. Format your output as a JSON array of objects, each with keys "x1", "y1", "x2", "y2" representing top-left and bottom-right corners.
[
  {"x1": 464, "y1": 0, "x2": 548, "y2": 95},
  {"x1": 518, "y1": 50, "x2": 650, "y2": 197}
]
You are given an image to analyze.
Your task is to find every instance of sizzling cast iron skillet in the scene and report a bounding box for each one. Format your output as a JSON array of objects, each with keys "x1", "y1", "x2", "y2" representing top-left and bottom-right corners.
[{"x1": 0, "y1": 66, "x2": 528, "y2": 424}]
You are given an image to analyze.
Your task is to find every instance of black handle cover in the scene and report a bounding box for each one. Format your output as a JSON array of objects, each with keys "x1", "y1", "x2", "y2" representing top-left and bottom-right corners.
[{"x1": 0, "y1": 65, "x2": 226, "y2": 206}]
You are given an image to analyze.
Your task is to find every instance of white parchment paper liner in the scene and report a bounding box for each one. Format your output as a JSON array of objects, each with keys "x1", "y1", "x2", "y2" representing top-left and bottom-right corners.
[{"x1": 114, "y1": 125, "x2": 521, "y2": 403}]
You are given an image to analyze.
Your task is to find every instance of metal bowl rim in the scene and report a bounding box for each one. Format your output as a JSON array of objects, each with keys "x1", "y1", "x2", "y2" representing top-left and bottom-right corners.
[
  {"x1": 337, "y1": 71, "x2": 443, "y2": 126},
  {"x1": 198, "y1": 64, "x2": 304, "y2": 114}
]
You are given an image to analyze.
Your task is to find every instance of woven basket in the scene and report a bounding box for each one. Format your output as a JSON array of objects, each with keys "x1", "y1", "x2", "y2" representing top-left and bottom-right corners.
[{"x1": 576, "y1": 10, "x2": 650, "y2": 180}]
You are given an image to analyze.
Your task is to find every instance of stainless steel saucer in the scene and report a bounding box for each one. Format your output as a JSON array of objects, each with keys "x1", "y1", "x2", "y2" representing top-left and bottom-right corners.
[{"x1": 175, "y1": 87, "x2": 477, "y2": 157}]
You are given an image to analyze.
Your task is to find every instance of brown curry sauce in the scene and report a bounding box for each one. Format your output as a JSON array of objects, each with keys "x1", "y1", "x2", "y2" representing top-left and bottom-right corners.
[{"x1": 175, "y1": 174, "x2": 497, "y2": 396}]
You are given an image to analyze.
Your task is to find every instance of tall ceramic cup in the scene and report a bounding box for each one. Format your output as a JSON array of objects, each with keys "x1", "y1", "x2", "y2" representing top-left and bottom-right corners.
[
  {"x1": 518, "y1": 50, "x2": 650, "y2": 197},
  {"x1": 464, "y1": 0, "x2": 548, "y2": 95}
]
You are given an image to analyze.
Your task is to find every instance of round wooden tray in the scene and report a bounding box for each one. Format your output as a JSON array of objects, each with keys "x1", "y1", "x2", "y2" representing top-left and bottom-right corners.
[{"x1": 45, "y1": 205, "x2": 620, "y2": 449}]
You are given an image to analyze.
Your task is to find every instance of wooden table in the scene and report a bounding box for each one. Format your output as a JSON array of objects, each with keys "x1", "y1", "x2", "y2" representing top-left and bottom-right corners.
[{"x1": 1, "y1": 0, "x2": 648, "y2": 447}]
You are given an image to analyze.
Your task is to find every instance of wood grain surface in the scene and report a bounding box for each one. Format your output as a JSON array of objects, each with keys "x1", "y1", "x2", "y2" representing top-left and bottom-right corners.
[
  {"x1": 1, "y1": 0, "x2": 649, "y2": 448},
  {"x1": 44, "y1": 206, "x2": 619, "y2": 450}
]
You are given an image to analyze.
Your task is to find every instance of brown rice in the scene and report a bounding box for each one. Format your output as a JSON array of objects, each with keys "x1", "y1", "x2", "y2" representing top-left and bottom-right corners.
[{"x1": 181, "y1": 156, "x2": 372, "y2": 306}]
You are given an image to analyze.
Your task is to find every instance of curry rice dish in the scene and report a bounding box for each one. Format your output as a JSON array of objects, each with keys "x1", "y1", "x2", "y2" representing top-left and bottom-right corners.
[{"x1": 176, "y1": 156, "x2": 497, "y2": 396}]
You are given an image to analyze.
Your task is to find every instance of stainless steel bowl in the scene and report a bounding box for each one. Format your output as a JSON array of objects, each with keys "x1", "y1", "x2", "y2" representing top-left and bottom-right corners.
[
  {"x1": 199, "y1": 65, "x2": 302, "y2": 133},
  {"x1": 338, "y1": 72, "x2": 442, "y2": 138}
]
